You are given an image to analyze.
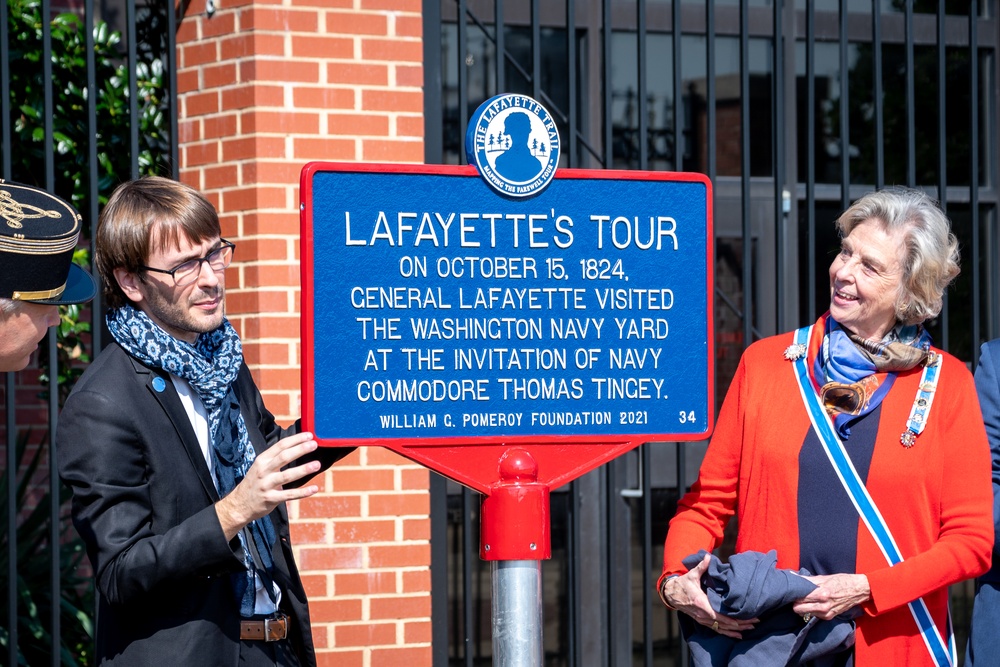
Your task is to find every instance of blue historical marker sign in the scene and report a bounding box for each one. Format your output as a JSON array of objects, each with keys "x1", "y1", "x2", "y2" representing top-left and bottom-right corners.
[{"x1": 300, "y1": 162, "x2": 714, "y2": 453}]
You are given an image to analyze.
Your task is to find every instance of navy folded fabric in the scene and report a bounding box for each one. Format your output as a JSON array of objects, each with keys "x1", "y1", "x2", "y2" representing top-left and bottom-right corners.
[{"x1": 679, "y1": 550, "x2": 858, "y2": 666}]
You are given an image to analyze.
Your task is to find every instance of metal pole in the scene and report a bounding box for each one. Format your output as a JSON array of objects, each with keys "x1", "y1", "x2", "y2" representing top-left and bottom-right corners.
[
  {"x1": 480, "y1": 448, "x2": 551, "y2": 667},
  {"x1": 491, "y1": 560, "x2": 543, "y2": 666}
]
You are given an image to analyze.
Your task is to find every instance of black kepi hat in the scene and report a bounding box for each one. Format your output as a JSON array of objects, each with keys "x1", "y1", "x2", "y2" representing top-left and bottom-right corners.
[{"x1": 0, "y1": 180, "x2": 96, "y2": 305}]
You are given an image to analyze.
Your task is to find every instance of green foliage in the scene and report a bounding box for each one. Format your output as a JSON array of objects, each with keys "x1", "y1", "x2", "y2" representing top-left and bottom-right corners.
[
  {"x1": 6, "y1": 0, "x2": 171, "y2": 396},
  {"x1": 6, "y1": 0, "x2": 171, "y2": 205},
  {"x1": 0, "y1": 433, "x2": 94, "y2": 666}
]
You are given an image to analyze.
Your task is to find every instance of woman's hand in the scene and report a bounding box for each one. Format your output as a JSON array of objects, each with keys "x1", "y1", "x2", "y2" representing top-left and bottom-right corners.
[
  {"x1": 792, "y1": 573, "x2": 871, "y2": 620},
  {"x1": 661, "y1": 554, "x2": 758, "y2": 639}
]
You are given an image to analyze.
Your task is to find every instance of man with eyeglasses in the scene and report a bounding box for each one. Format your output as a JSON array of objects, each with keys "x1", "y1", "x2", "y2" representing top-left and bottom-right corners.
[{"x1": 58, "y1": 176, "x2": 353, "y2": 666}]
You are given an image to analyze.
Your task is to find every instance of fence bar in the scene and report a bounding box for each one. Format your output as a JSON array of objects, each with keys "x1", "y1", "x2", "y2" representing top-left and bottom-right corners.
[
  {"x1": 41, "y1": 3, "x2": 54, "y2": 184},
  {"x1": 774, "y1": 0, "x2": 786, "y2": 331},
  {"x1": 938, "y1": 1, "x2": 950, "y2": 349},
  {"x1": 86, "y1": 0, "x2": 102, "y2": 351},
  {"x1": 678, "y1": 1, "x2": 704, "y2": 660},
  {"x1": 937, "y1": 2, "x2": 948, "y2": 206},
  {"x1": 5, "y1": 373, "x2": 15, "y2": 667},
  {"x1": 1, "y1": 0, "x2": 9, "y2": 177},
  {"x1": 423, "y1": 8, "x2": 446, "y2": 665},
  {"x1": 905, "y1": 1, "x2": 915, "y2": 187},
  {"x1": 641, "y1": 445, "x2": 653, "y2": 667},
  {"x1": 430, "y1": 475, "x2": 449, "y2": 666},
  {"x1": 1, "y1": 0, "x2": 15, "y2": 661},
  {"x1": 676, "y1": 452, "x2": 688, "y2": 666},
  {"x1": 806, "y1": 0, "x2": 817, "y2": 322},
  {"x1": 602, "y1": 0, "x2": 612, "y2": 168},
  {"x1": 458, "y1": 0, "x2": 469, "y2": 162},
  {"x1": 839, "y1": 0, "x2": 849, "y2": 210},
  {"x1": 424, "y1": 0, "x2": 443, "y2": 164},
  {"x1": 47, "y1": 334, "x2": 60, "y2": 667},
  {"x1": 740, "y1": 0, "x2": 752, "y2": 345},
  {"x1": 873, "y1": 1, "x2": 884, "y2": 188},
  {"x1": 567, "y1": 0, "x2": 577, "y2": 167},
  {"x1": 462, "y1": 487, "x2": 476, "y2": 666},
  {"x1": 673, "y1": 0, "x2": 682, "y2": 172},
  {"x1": 605, "y1": 467, "x2": 618, "y2": 665},
  {"x1": 40, "y1": 0, "x2": 62, "y2": 661},
  {"x1": 127, "y1": 0, "x2": 139, "y2": 179},
  {"x1": 531, "y1": 0, "x2": 540, "y2": 100},
  {"x1": 971, "y1": 2, "x2": 981, "y2": 367},
  {"x1": 706, "y1": 1, "x2": 715, "y2": 181},
  {"x1": 638, "y1": 0, "x2": 648, "y2": 169},
  {"x1": 495, "y1": 0, "x2": 505, "y2": 94},
  {"x1": 568, "y1": 483, "x2": 580, "y2": 666},
  {"x1": 167, "y1": 0, "x2": 180, "y2": 178}
]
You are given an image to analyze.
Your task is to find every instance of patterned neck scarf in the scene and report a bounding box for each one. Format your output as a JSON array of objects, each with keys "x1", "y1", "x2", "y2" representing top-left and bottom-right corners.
[
  {"x1": 809, "y1": 313, "x2": 933, "y2": 439},
  {"x1": 107, "y1": 304, "x2": 275, "y2": 616}
]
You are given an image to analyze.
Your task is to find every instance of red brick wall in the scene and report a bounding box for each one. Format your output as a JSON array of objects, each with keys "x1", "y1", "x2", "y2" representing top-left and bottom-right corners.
[{"x1": 175, "y1": 1, "x2": 431, "y2": 663}]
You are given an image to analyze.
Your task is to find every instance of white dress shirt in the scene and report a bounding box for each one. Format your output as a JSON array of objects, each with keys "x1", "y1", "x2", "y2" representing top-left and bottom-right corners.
[{"x1": 170, "y1": 375, "x2": 280, "y2": 615}]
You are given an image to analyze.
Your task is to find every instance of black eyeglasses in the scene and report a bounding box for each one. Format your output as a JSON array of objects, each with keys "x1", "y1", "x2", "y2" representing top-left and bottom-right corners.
[{"x1": 140, "y1": 240, "x2": 236, "y2": 287}]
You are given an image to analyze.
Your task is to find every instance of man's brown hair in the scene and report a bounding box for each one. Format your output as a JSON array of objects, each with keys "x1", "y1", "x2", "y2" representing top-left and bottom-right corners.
[{"x1": 95, "y1": 177, "x2": 220, "y2": 309}]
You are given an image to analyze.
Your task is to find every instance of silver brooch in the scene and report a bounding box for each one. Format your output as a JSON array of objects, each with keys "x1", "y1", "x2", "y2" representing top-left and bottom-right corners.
[
  {"x1": 900, "y1": 430, "x2": 917, "y2": 448},
  {"x1": 783, "y1": 344, "x2": 807, "y2": 361}
]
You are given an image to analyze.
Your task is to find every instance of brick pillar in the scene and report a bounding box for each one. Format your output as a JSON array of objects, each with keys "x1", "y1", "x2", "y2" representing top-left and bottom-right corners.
[{"x1": 176, "y1": 0, "x2": 431, "y2": 664}]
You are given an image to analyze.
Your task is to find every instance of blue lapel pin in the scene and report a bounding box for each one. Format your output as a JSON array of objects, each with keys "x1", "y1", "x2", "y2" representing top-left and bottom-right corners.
[{"x1": 152, "y1": 376, "x2": 166, "y2": 393}]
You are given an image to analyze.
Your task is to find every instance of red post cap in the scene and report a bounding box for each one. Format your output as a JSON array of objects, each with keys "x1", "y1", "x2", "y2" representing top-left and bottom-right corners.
[{"x1": 480, "y1": 447, "x2": 551, "y2": 561}]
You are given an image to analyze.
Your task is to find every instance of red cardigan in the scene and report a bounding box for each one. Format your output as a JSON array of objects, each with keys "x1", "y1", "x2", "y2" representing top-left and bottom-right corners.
[{"x1": 661, "y1": 331, "x2": 993, "y2": 665}]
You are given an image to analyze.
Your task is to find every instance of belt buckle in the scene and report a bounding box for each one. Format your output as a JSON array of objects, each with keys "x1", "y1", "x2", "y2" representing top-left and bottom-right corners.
[{"x1": 263, "y1": 613, "x2": 288, "y2": 642}]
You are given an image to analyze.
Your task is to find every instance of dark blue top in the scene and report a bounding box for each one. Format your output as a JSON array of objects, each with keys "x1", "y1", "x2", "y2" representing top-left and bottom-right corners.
[{"x1": 796, "y1": 404, "x2": 882, "y2": 667}]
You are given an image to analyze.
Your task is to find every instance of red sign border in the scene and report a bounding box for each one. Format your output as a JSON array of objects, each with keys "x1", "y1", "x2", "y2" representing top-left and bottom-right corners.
[{"x1": 300, "y1": 161, "x2": 715, "y2": 492}]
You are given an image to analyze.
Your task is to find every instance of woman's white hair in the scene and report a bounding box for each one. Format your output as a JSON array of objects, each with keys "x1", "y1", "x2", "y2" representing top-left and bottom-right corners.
[{"x1": 836, "y1": 186, "x2": 960, "y2": 326}]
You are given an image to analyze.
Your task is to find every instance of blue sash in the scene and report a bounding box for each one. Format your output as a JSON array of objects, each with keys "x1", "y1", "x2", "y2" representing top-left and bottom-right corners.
[{"x1": 791, "y1": 324, "x2": 954, "y2": 666}]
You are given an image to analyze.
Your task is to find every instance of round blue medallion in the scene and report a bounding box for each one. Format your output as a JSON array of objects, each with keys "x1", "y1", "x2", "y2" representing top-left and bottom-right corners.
[
  {"x1": 465, "y1": 94, "x2": 560, "y2": 199},
  {"x1": 152, "y1": 376, "x2": 166, "y2": 393}
]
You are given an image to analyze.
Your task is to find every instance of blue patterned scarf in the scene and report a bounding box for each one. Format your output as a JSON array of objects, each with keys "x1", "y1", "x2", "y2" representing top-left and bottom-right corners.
[
  {"x1": 813, "y1": 314, "x2": 933, "y2": 439},
  {"x1": 107, "y1": 304, "x2": 276, "y2": 616}
]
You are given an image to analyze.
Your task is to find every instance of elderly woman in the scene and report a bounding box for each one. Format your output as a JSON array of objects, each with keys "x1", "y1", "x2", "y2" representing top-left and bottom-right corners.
[{"x1": 658, "y1": 187, "x2": 992, "y2": 665}]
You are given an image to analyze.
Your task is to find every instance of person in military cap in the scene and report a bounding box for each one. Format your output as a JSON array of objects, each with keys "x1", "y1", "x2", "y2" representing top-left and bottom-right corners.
[{"x1": 0, "y1": 180, "x2": 97, "y2": 372}]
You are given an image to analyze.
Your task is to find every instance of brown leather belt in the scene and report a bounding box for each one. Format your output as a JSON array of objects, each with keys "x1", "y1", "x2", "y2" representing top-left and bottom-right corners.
[{"x1": 240, "y1": 613, "x2": 289, "y2": 642}]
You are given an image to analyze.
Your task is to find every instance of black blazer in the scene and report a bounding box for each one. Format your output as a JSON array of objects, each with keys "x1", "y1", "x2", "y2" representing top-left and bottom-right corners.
[{"x1": 58, "y1": 342, "x2": 352, "y2": 666}]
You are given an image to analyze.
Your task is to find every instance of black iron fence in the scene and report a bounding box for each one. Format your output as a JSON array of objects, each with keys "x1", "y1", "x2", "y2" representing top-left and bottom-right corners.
[
  {"x1": 0, "y1": 0, "x2": 175, "y2": 663},
  {"x1": 424, "y1": 1, "x2": 1000, "y2": 665}
]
